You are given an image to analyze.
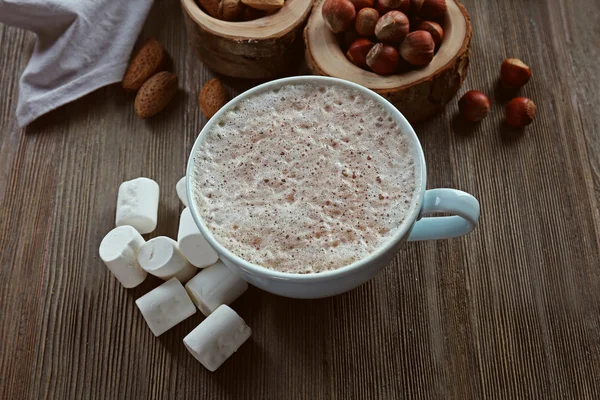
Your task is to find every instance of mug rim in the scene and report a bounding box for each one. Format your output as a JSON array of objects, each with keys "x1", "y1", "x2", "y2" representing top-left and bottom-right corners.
[{"x1": 186, "y1": 76, "x2": 427, "y2": 282}]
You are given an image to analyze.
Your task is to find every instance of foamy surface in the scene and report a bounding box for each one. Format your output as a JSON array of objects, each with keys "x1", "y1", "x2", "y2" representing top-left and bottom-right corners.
[{"x1": 191, "y1": 82, "x2": 418, "y2": 273}]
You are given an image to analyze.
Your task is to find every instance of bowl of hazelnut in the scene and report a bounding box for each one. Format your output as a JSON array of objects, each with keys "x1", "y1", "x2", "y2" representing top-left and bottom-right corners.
[
  {"x1": 304, "y1": 0, "x2": 472, "y2": 122},
  {"x1": 181, "y1": 0, "x2": 313, "y2": 79}
]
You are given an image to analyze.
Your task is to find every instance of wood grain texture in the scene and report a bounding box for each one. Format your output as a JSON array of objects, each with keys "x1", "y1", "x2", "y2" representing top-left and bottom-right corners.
[{"x1": 1, "y1": 0, "x2": 599, "y2": 399}]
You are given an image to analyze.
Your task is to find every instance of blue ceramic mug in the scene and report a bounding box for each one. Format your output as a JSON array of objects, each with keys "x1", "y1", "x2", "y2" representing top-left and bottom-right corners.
[{"x1": 187, "y1": 76, "x2": 480, "y2": 299}]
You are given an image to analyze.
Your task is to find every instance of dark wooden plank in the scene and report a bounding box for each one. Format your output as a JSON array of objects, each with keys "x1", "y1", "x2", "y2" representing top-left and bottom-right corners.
[{"x1": 1, "y1": 0, "x2": 600, "y2": 399}]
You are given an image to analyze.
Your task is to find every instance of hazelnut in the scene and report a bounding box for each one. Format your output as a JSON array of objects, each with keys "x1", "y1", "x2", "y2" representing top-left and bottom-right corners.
[
  {"x1": 418, "y1": 0, "x2": 447, "y2": 20},
  {"x1": 378, "y1": 0, "x2": 410, "y2": 11},
  {"x1": 410, "y1": 0, "x2": 424, "y2": 13},
  {"x1": 458, "y1": 91, "x2": 490, "y2": 122},
  {"x1": 398, "y1": 0, "x2": 411, "y2": 11},
  {"x1": 349, "y1": 0, "x2": 374, "y2": 11},
  {"x1": 355, "y1": 8, "x2": 380, "y2": 36},
  {"x1": 375, "y1": 11, "x2": 410, "y2": 43},
  {"x1": 408, "y1": 15, "x2": 424, "y2": 32},
  {"x1": 506, "y1": 97, "x2": 536, "y2": 128},
  {"x1": 322, "y1": 0, "x2": 357, "y2": 33},
  {"x1": 366, "y1": 43, "x2": 399, "y2": 75},
  {"x1": 399, "y1": 30, "x2": 435, "y2": 66},
  {"x1": 346, "y1": 38, "x2": 375, "y2": 69},
  {"x1": 500, "y1": 58, "x2": 532, "y2": 89},
  {"x1": 417, "y1": 20, "x2": 443, "y2": 47},
  {"x1": 375, "y1": 2, "x2": 394, "y2": 16}
]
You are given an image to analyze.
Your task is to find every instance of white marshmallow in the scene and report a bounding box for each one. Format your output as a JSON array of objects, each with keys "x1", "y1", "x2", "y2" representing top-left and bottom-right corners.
[
  {"x1": 136, "y1": 277, "x2": 196, "y2": 336},
  {"x1": 99, "y1": 225, "x2": 147, "y2": 288},
  {"x1": 176, "y1": 177, "x2": 189, "y2": 207},
  {"x1": 115, "y1": 177, "x2": 159, "y2": 234},
  {"x1": 185, "y1": 260, "x2": 248, "y2": 316},
  {"x1": 177, "y1": 207, "x2": 219, "y2": 268},
  {"x1": 137, "y1": 237, "x2": 198, "y2": 283},
  {"x1": 183, "y1": 305, "x2": 251, "y2": 371}
]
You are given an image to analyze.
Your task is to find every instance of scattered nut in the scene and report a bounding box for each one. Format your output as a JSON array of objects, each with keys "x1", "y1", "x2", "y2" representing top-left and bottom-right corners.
[
  {"x1": 500, "y1": 58, "x2": 532, "y2": 89},
  {"x1": 349, "y1": 0, "x2": 374, "y2": 11},
  {"x1": 417, "y1": 20, "x2": 443, "y2": 46},
  {"x1": 199, "y1": 78, "x2": 229, "y2": 119},
  {"x1": 375, "y1": 11, "x2": 410, "y2": 43},
  {"x1": 346, "y1": 38, "x2": 376, "y2": 69},
  {"x1": 355, "y1": 8, "x2": 379, "y2": 36},
  {"x1": 122, "y1": 38, "x2": 167, "y2": 91},
  {"x1": 322, "y1": 0, "x2": 357, "y2": 33},
  {"x1": 417, "y1": 0, "x2": 446, "y2": 19},
  {"x1": 506, "y1": 97, "x2": 536, "y2": 128},
  {"x1": 134, "y1": 72, "x2": 178, "y2": 119},
  {"x1": 399, "y1": 30, "x2": 435, "y2": 66},
  {"x1": 458, "y1": 91, "x2": 490, "y2": 122},
  {"x1": 366, "y1": 43, "x2": 399, "y2": 75}
]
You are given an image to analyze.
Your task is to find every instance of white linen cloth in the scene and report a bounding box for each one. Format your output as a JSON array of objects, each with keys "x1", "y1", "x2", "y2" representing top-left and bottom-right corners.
[{"x1": 0, "y1": 0, "x2": 154, "y2": 127}]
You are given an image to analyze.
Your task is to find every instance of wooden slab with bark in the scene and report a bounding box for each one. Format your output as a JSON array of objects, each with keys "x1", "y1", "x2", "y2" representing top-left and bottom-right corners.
[
  {"x1": 305, "y1": 0, "x2": 471, "y2": 122},
  {"x1": 182, "y1": 0, "x2": 313, "y2": 79}
]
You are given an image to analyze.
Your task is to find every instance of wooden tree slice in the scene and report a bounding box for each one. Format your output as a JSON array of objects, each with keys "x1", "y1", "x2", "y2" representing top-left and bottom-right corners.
[
  {"x1": 181, "y1": 0, "x2": 313, "y2": 79},
  {"x1": 304, "y1": 0, "x2": 472, "y2": 122}
]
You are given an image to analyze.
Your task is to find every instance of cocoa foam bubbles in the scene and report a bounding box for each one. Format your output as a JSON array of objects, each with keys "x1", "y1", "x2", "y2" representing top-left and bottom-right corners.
[{"x1": 191, "y1": 82, "x2": 418, "y2": 273}]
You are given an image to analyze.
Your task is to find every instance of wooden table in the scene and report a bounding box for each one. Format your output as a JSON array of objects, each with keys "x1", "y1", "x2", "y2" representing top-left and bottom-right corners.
[{"x1": 1, "y1": 1, "x2": 599, "y2": 398}]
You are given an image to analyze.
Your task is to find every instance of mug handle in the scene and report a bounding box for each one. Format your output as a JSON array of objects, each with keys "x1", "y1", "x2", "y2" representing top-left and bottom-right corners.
[{"x1": 407, "y1": 189, "x2": 480, "y2": 241}]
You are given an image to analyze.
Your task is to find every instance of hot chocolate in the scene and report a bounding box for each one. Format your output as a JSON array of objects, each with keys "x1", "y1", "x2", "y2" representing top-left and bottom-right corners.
[{"x1": 190, "y1": 82, "x2": 418, "y2": 273}]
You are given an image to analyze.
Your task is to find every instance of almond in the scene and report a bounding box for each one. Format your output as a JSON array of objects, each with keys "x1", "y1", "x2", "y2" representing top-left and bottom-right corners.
[
  {"x1": 241, "y1": 0, "x2": 284, "y2": 11},
  {"x1": 122, "y1": 38, "x2": 167, "y2": 91},
  {"x1": 243, "y1": 6, "x2": 266, "y2": 20},
  {"x1": 199, "y1": 78, "x2": 229, "y2": 119},
  {"x1": 134, "y1": 72, "x2": 178, "y2": 119},
  {"x1": 219, "y1": 0, "x2": 246, "y2": 21},
  {"x1": 197, "y1": 0, "x2": 221, "y2": 17}
]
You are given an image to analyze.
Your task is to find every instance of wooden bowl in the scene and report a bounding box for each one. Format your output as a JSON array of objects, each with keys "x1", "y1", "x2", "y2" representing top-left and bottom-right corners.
[
  {"x1": 304, "y1": 0, "x2": 472, "y2": 122},
  {"x1": 181, "y1": 0, "x2": 314, "y2": 79}
]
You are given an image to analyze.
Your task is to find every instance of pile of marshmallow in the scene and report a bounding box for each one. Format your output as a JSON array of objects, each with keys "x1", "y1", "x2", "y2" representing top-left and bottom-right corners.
[{"x1": 99, "y1": 177, "x2": 250, "y2": 372}]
